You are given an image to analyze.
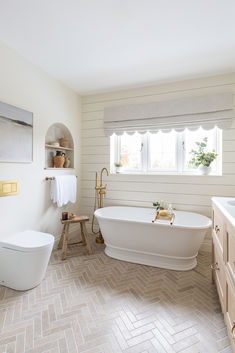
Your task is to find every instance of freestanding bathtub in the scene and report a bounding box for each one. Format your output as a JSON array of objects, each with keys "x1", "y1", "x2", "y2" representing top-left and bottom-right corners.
[{"x1": 94, "y1": 206, "x2": 212, "y2": 271}]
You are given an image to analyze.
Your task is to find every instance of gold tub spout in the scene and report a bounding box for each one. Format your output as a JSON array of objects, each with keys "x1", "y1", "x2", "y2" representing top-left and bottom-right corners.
[{"x1": 100, "y1": 167, "x2": 109, "y2": 186}]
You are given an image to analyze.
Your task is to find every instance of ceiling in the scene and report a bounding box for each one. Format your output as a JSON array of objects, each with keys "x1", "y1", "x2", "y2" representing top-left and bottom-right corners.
[{"x1": 0, "y1": 0, "x2": 235, "y2": 95}]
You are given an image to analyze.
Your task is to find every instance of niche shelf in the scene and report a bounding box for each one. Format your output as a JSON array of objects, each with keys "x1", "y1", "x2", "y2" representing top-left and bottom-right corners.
[
  {"x1": 45, "y1": 144, "x2": 73, "y2": 151},
  {"x1": 45, "y1": 123, "x2": 74, "y2": 169},
  {"x1": 45, "y1": 167, "x2": 74, "y2": 170}
]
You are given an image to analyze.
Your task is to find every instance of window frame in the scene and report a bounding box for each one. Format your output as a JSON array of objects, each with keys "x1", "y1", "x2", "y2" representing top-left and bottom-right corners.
[{"x1": 111, "y1": 128, "x2": 222, "y2": 175}]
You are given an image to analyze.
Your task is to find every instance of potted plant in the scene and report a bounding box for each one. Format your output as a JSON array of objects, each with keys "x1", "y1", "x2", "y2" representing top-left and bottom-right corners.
[
  {"x1": 190, "y1": 137, "x2": 218, "y2": 175},
  {"x1": 114, "y1": 162, "x2": 122, "y2": 173}
]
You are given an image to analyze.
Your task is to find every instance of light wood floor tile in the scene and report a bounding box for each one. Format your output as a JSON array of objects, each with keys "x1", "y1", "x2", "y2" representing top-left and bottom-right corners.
[{"x1": 0, "y1": 240, "x2": 232, "y2": 353}]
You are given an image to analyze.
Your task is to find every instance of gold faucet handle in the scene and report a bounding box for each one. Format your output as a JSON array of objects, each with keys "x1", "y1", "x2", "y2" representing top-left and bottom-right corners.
[{"x1": 95, "y1": 185, "x2": 106, "y2": 190}]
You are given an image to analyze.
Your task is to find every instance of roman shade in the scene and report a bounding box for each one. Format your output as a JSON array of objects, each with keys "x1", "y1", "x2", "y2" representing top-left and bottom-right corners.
[{"x1": 103, "y1": 92, "x2": 234, "y2": 135}]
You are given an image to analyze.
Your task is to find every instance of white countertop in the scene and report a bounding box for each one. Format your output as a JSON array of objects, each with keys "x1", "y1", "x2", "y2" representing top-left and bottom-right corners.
[{"x1": 212, "y1": 197, "x2": 235, "y2": 228}]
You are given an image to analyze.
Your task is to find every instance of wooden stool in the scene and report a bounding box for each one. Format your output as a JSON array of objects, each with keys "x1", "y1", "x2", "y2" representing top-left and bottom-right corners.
[{"x1": 58, "y1": 216, "x2": 92, "y2": 260}]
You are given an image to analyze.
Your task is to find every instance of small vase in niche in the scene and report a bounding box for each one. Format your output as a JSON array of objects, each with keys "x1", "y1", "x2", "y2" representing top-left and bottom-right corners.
[
  {"x1": 54, "y1": 151, "x2": 65, "y2": 168},
  {"x1": 64, "y1": 156, "x2": 71, "y2": 168}
]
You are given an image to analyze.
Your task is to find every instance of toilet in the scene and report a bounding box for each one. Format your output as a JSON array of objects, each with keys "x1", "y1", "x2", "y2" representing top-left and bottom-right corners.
[{"x1": 0, "y1": 230, "x2": 54, "y2": 291}]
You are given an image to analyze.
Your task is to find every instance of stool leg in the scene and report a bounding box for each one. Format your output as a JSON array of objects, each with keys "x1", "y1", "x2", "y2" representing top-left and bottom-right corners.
[
  {"x1": 80, "y1": 222, "x2": 86, "y2": 244},
  {"x1": 81, "y1": 222, "x2": 92, "y2": 255},
  {"x1": 58, "y1": 224, "x2": 66, "y2": 249},
  {"x1": 61, "y1": 224, "x2": 69, "y2": 260}
]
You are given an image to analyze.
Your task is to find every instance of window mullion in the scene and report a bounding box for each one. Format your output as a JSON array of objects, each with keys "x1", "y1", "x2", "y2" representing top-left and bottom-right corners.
[
  {"x1": 117, "y1": 135, "x2": 120, "y2": 163},
  {"x1": 141, "y1": 134, "x2": 148, "y2": 172},
  {"x1": 215, "y1": 127, "x2": 222, "y2": 174},
  {"x1": 177, "y1": 132, "x2": 184, "y2": 173},
  {"x1": 146, "y1": 133, "x2": 150, "y2": 173}
]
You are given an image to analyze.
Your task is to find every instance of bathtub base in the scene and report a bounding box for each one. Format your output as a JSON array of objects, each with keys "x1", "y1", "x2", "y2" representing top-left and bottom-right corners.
[{"x1": 105, "y1": 244, "x2": 197, "y2": 271}]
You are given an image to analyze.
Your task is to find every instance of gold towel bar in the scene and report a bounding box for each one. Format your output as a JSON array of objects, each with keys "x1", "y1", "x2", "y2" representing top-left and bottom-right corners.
[{"x1": 45, "y1": 176, "x2": 77, "y2": 181}]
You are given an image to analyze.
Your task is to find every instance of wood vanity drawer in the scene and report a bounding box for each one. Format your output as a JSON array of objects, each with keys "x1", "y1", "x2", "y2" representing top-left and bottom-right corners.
[
  {"x1": 225, "y1": 275, "x2": 235, "y2": 350},
  {"x1": 212, "y1": 239, "x2": 226, "y2": 311},
  {"x1": 227, "y1": 222, "x2": 235, "y2": 283},
  {"x1": 213, "y1": 206, "x2": 225, "y2": 254},
  {"x1": 212, "y1": 199, "x2": 235, "y2": 352}
]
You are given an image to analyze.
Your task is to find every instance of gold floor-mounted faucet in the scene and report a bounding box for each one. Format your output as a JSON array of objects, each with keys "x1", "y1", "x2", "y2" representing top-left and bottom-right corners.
[
  {"x1": 95, "y1": 167, "x2": 109, "y2": 208},
  {"x1": 92, "y1": 167, "x2": 109, "y2": 243}
]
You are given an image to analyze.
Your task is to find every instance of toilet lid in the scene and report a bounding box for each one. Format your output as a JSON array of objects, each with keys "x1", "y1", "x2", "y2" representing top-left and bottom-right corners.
[{"x1": 0, "y1": 230, "x2": 54, "y2": 252}]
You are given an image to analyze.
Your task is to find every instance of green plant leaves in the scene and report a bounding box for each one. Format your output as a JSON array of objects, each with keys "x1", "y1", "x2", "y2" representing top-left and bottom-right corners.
[
  {"x1": 189, "y1": 137, "x2": 218, "y2": 168},
  {"x1": 153, "y1": 201, "x2": 160, "y2": 210}
]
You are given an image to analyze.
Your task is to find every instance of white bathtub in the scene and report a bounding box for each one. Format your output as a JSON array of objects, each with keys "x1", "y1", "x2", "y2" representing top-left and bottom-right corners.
[{"x1": 94, "y1": 206, "x2": 212, "y2": 271}]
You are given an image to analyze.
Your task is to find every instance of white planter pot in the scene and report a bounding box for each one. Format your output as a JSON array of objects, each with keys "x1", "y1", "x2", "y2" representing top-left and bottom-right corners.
[
  {"x1": 115, "y1": 167, "x2": 121, "y2": 173},
  {"x1": 198, "y1": 165, "x2": 211, "y2": 175}
]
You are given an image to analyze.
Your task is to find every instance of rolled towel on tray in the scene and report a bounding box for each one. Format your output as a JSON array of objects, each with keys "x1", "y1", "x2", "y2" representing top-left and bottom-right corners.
[
  {"x1": 50, "y1": 175, "x2": 77, "y2": 208},
  {"x1": 159, "y1": 210, "x2": 169, "y2": 217}
]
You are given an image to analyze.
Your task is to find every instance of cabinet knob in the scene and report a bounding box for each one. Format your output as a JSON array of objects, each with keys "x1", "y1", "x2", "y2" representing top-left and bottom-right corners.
[
  {"x1": 215, "y1": 225, "x2": 220, "y2": 233},
  {"x1": 231, "y1": 322, "x2": 235, "y2": 339},
  {"x1": 210, "y1": 262, "x2": 220, "y2": 271}
]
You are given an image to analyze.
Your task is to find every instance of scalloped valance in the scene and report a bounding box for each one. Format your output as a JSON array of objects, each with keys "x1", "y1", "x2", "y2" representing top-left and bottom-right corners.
[{"x1": 103, "y1": 92, "x2": 234, "y2": 135}]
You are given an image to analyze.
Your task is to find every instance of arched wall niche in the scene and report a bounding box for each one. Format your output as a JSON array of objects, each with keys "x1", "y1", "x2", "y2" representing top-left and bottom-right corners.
[{"x1": 45, "y1": 123, "x2": 74, "y2": 169}]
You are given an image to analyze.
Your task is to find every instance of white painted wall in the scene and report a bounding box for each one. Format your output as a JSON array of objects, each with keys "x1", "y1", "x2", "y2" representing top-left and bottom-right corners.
[
  {"x1": 81, "y1": 74, "x2": 235, "y2": 236},
  {"x1": 0, "y1": 41, "x2": 82, "y2": 240}
]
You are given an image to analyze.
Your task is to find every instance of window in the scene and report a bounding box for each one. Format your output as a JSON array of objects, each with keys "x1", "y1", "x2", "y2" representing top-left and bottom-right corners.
[
  {"x1": 149, "y1": 130, "x2": 177, "y2": 171},
  {"x1": 110, "y1": 127, "x2": 222, "y2": 175}
]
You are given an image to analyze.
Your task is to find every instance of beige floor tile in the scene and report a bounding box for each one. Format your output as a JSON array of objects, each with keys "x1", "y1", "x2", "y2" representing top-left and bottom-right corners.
[{"x1": 0, "y1": 241, "x2": 231, "y2": 353}]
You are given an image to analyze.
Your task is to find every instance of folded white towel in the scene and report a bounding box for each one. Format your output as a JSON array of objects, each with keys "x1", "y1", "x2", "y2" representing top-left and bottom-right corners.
[{"x1": 50, "y1": 175, "x2": 77, "y2": 208}]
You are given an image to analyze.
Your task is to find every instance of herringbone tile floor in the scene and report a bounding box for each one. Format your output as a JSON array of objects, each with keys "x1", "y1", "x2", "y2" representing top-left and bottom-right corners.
[{"x1": 0, "y1": 240, "x2": 232, "y2": 353}]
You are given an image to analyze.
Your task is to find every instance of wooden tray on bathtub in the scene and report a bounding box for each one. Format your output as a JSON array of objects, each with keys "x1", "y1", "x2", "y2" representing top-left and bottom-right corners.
[{"x1": 152, "y1": 212, "x2": 175, "y2": 224}]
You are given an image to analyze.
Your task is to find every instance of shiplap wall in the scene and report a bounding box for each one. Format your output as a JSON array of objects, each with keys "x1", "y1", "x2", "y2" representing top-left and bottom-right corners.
[{"x1": 81, "y1": 73, "x2": 235, "y2": 233}]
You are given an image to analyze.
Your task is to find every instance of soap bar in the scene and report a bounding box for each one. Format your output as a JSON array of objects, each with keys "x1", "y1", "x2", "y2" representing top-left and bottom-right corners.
[{"x1": 159, "y1": 210, "x2": 169, "y2": 217}]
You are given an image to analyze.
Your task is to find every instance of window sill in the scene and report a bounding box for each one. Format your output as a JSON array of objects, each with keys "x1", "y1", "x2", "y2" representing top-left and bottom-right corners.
[{"x1": 111, "y1": 171, "x2": 222, "y2": 177}]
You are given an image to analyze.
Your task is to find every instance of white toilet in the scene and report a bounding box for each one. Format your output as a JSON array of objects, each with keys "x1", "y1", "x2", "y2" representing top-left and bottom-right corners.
[{"x1": 0, "y1": 230, "x2": 54, "y2": 291}]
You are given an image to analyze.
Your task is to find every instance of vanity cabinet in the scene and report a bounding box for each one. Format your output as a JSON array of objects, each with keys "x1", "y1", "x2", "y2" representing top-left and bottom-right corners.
[
  {"x1": 212, "y1": 198, "x2": 235, "y2": 351},
  {"x1": 212, "y1": 235, "x2": 226, "y2": 309},
  {"x1": 227, "y1": 221, "x2": 235, "y2": 284},
  {"x1": 213, "y1": 204, "x2": 225, "y2": 254}
]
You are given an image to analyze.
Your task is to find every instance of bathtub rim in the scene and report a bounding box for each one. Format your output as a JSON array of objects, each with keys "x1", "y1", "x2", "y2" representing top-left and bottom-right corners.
[{"x1": 94, "y1": 206, "x2": 212, "y2": 230}]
